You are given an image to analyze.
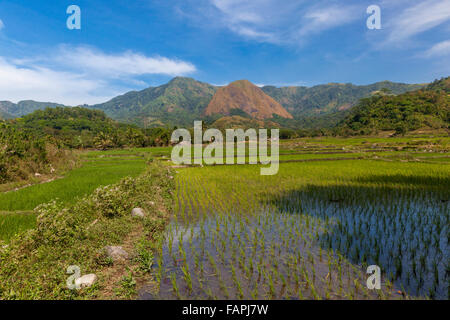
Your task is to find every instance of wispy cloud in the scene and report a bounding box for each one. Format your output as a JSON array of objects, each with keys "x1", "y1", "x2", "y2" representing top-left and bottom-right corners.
[
  {"x1": 0, "y1": 46, "x2": 196, "y2": 105},
  {"x1": 204, "y1": 0, "x2": 359, "y2": 44},
  {"x1": 424, "y1": 40, "x2": 450, "y2": 57},
  {"x1": 385, "y1": 0, "x2": 450, "y2": 44},
  {"x1": 297, "y1": 5, "x2": 359, "y2": 38},
  {"x1": 55, "y1": 46, "x2": 196, "y2": 77},
  {"x1": 0, "y1": 19, "x2": 4, "y2": 30}
]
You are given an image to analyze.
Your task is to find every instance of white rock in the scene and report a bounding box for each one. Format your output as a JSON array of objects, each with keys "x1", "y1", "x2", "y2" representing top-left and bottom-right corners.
[
  {"x1": 75, "y1": 274, "x2": 97, "y2": 288},
  {"x1": 104, "y1": 246, "x2": 129, "y2": 261},
  {"x1": 34, "y1": 173, "x2": 42, "y2": 177},
  {"x1": 131, "y1": 207, "x2": 146, "y2": 218}
]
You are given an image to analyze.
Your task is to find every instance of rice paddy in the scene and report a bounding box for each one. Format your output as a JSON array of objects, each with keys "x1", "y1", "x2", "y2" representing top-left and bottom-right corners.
[
  {"x1": 0, "y1": 154, "x2": 149, "y2": 242},
  {"x1": 1, "y1": 136, "x2": 449, "y2": 299},
  {"x1": 141, "y1": 137, "x2": 449, "y2": 300}
]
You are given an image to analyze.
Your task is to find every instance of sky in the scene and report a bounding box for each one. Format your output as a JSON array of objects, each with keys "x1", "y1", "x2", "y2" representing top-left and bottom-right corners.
[{"x1": 0, "y1": 0, "x2": 449, "y2": 105}]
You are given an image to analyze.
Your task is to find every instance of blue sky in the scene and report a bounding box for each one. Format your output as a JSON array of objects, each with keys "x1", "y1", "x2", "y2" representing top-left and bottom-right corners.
[{"x1": 0, "y1": 0, "x2": 449, "y2": 105}]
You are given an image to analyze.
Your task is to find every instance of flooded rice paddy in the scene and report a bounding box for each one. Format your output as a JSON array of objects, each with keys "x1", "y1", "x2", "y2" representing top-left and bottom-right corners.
[{"x1": 141, "y1": 161, "x2": 449, "y2": 300}]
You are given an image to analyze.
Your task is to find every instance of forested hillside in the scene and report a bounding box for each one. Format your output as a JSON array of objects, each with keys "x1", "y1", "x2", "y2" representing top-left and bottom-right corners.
[
  {"x1": 91, "y1": 78, "x2": 424, "y2": 127},
  {"x1": 261, "y1": 81, "x2": 425, "y2": 118},
  {"x1": 0, "y1": 100, "x2": 65, "y2": 118},
  {"x1": 92, "y1": 77, "x2": 217, "y2": 127},
  {"x1": 335, "y1": 77, "x2": 449, "y2": 135},
  {"x1": 0, "y1": 107, "x2": 176, "y2": 184}
]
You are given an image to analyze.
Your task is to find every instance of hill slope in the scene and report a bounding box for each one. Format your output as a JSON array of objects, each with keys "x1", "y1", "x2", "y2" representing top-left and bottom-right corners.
[
  {"x1": 0, "y1": 78, "x2": 428, "y2": 128},
  {"x1": 262, "y1": 81, "x2": 425, "y2": 118},
  {"x1": 0, "y1": 100, "x2": 65, "y2": 118},
  {"x1": 92, "y1": 77, "x2": 217, "y2": 127},
  {"x1": 336, "y1": 77, "x2": 449, "y2": 135},
  {"x1": 0, "y1": 110, "x2": 13, "y2": 120},
  {"x1": 205, "y1": 80, "x2": 293, "y2": 120},
  {"x1": 92, "y1": 78, "x2": 423, "y2": 127}
]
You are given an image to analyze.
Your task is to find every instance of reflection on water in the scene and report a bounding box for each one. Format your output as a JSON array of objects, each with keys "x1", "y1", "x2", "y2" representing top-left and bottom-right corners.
[{"x1": 140, "y1": 178, "x2": 448, "y2": 300}]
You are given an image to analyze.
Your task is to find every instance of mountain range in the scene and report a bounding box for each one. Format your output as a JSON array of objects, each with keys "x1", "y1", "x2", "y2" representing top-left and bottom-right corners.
[
  {"x1": 0, "y1": 100, "x2": 64, "y2": 119},
  {"x1": 0, "y1": 77, "x2": 428, "y2": 127}
]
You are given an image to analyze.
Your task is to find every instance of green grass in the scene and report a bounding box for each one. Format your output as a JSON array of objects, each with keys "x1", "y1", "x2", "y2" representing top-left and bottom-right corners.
[
  {"x1": 0, "y1": 212, "x2": 36, "y2": 242},
  {"x1": 0, "y1": 162, "x2": 174, "y2": 299},
  {"x1": 0, "y1": 159, "x2": 146, "y2": 211},
  {"x1": 1, "y1": 137, "x2": 449, "y2": 299}
]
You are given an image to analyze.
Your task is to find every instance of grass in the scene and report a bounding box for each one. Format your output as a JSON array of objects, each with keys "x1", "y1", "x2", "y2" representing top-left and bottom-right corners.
[
  {"x1": 1, "y1": 136, "x2": 448, "y2": 300},
  {"x1": 0, "y1": 212, "x2": 36, "y2": 242},
  {"x1": 0, "y1": 159, "x2": 146, "y2": 212},
  {"x1": 153, "y1": 147, "x2": 449, "y2": 300},
  {"x1": 0, "y1": 154, "x2": 147, "y2": 243},
  {"x1": 0, "y1": 161, "x2": 174, "y2": 299}
]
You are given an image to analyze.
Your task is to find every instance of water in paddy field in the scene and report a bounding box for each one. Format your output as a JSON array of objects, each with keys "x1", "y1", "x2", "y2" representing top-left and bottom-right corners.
[{"x1": 140, "y1": 180, "x2": 449, "y2": 300}]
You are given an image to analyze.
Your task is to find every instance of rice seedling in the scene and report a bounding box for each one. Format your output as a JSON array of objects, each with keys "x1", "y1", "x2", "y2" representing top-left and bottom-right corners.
[{"x1": 144, "y1": 139, "x2": 448, "y2": 300}]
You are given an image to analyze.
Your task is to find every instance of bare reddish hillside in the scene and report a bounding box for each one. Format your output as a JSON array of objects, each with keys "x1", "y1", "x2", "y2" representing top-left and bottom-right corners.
[{"x1": 205, "y1": 80, "x2": 293, "y2": 119}]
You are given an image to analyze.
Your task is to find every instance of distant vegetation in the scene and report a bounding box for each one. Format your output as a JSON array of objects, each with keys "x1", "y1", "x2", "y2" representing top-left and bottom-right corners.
[
  {"x1": 92, "y1": 77, "x2": 217, "y2": 127},
  {"x1": 261, "y1": 81, "x2": 425, "y2": 118},
  {"x1": 336, "y1": 77, "x2": 449, "y2": 135},
  {"x1": 0, "y1": 121, "x2": 72, "y2": 184},
  {"x1": 91, "y1": 77, "x2": 425, "y2": 127},
  {"x1": 0, "y1": 107, "x2": 174, "y2": 184},
  {"x1": 0, "y1": 100, "x2": 65, "y2": 118},
  {"x1": 0, "y1": 77, "x2": 448, "y2": 185},
  {"x1": 11, "y1": 107, "x2": 174, "y2": 149}
]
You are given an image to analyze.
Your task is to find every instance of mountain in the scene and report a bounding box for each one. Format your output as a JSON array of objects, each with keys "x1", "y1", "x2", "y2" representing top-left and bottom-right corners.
[
  {"x1": 1, "y1": 77, "x2": 429, "y2": 128},
  {"x1": 0, "y1": 110, "x2": 13, "y2": 120},
  {"x1": 0, "y1": 100, "x2": 65, "y2": 118},
  {"x1": 92, "y1": 78, "x2": 424, "y2": 127},
  {"x1": 204, "y1": 80, "x2": 292, "y2": 120},
  {"x1": 261, "y1": 81, "x2": 425, "y2": 118},
  {"x1": 92, "y1": 77, "x2": 217, "y2": 127},
  {"x1": 335, "y1": 77, "x2": 449, "y2": 135}
]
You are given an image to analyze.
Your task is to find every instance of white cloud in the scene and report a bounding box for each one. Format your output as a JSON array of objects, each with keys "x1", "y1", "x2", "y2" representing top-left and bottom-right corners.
[
  {"x1": 0, "y1": 58, "x2": 114, "y2": 105},
  {"x1": 385, "y1": 0, "x2": 450, "y2": 43},
  {"x1": 0, "y1": 46, "x2": 197, "y2": 105},
  {"x1": 297, "y1": 5, "x2": 359, "y2": 38},
  {"x1": 205, "y1": 0, "x2": 358, "y2": 44},
  {"x1": 0, "y1": 19, "x2": 4, "y2": 30},
  {"x1": 424, "y1": 40, "x2": 450, "y2": 57},
  {"x1": 55, "y1": 46, "x2": 196, "y2": 77}
]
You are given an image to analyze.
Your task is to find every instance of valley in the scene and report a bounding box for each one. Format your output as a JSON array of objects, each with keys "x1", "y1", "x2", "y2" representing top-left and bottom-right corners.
[{"x1": 0, "y1": 135, "x2": 448, "y2": 299}]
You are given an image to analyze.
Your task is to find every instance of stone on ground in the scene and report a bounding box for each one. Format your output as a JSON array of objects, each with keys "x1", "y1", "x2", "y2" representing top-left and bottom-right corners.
[
  {"x1": 75, "y1": 274, "x2": 97, "y2": 288},
  {"x1": 131, "y1": 207, "x2": 146, "y2": 217},
  {"x1": 104, "y1": 245, "x2": 129, "y2": 261}
]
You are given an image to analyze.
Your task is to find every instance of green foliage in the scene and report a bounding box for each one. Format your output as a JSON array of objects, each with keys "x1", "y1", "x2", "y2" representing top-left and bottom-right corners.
[
  {"x1": 0, "y1": 158, "x2": 146, "y2": 211},
  {"x1": 336, "y1": 78, "x2": 449, "y2": 135},
  {"x1": 13, "y1": 106, "x2": 173, "y2": 149},
  {"x1": 0, "y1": 100, "x2": 65, "y2": 118},
  {"x1": 92, "y1": 77, "x2": 217, "y2": 127},
  {"x1": 0, "y1": 212, "x2": 36, "y2": 242},
  {"x1": 0, "y1": 162, "x2": 174, "y2": 299},
  {"x1": 262, "y1": 81, "x2": 424, "y2": 119},
  {"x1": 91, "y1": 78, "x2": 425, "y2": 127},
  {"x1": 0, "y1": 121, "x2": 68, "y2": 183}
]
